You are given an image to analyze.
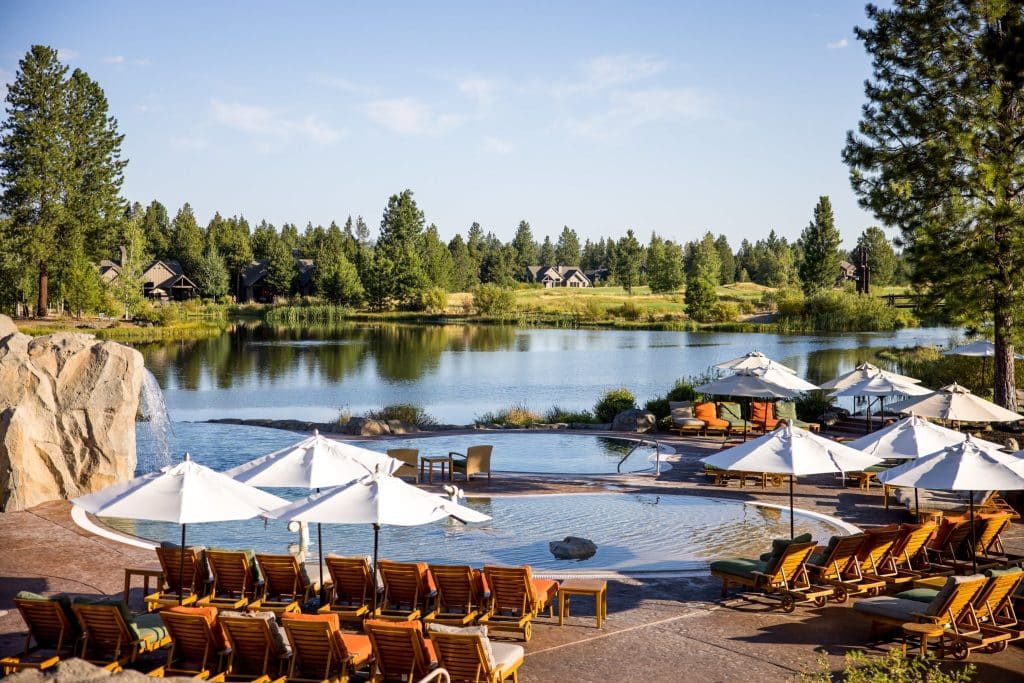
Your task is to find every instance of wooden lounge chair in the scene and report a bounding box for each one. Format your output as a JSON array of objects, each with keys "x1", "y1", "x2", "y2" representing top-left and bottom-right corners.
[
  {"x1": 885, "y1": 522, "x2": 953, "y2": 579},
  {"x1": 717, "y1": 401, "x2": 753, "y2": 435},
  {"x1": 711, "y1": 540, "x2": 832, "y2": 612},
  {"x1": 669, "y1": 401, "x2": 705, "y2": 435},
  {"x1": 201, "y1": 549, "x2": 264, "y2": 611},
  {"x1": 147, "y1": 544, "x2": 207, "y2": 610},
  {"x1": 281, "y1": 612, "x2": 373, "y2": 683},
  {"x1": 363, "y1": 619, "x2": 437, "y2": 682},
  {"x1": 377, "y1": 560, "x2": 436, "y2": 621},
  {"x1": 319, "y1": 555, "x2": 379, "y2": 623},
  {"x1": 853, "y1": 574, "x2": 986, "y2": 639},
  {"x1": 72, "y1": 599, "x2": 171, "y2": 672},
  {"x1": 427, "y1": 564, "x2": 491, "y2": 626},
  {"x1": 750, "y1": 401, "x2": 779, "y2": 432},
  {"x1": 775, "y1": 401, "x2": 811, "y2": 429},
  {"x1": 427, "y1": 624, "x2": 525, "y2": 683},
  {"x1": 805, "y1": 534, "x2": 885, "y2": 602},
  {"x1": 971, "y1": 513, "x2": 1024, "y2": 566},
  {"x1": 854, "y1": 527, "x2": 905, "y2": 584},
  {"x1": 386, "y1": 448, "x2": 419, "y2": 483},
  {"x1": 979, "y1": 491, "x2": 1021, "y2": 519},
  {"x1": 214, "y1": 611, "x2": 291, "y2": 682},
  {"x1": 480, "y1": 565, "x2": 559, "y2": 641},
  {"x1": 150, "y1": 605, "x2": 227, "y2": 678},
  {"x1": 0, "y1": 592, "x2": 81, "y2": 675},
  {"x1": 256, "y1": 553, "x2": 318, "y2": 618},
  {"x1": 450, "y1": 445, "x2": 492, "y2": 481},
  {"x1": 694, "y1": 401, "x2": 730, "y2": 436}
]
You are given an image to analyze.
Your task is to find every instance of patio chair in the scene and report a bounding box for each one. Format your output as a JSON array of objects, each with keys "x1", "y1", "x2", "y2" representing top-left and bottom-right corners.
[
  {"x1": 386, "y1": 448, "x2": 419, "y2": 483},
  {"x1": 775, "y1": 401, "x2": 811, "y2": 429},
  {"x1": 854, "y1": 527, "x2": 905, "y2": 584},
  {"x1": 281, "y1": 612, "x2": 373, "y2": 683},
  {"x1": 669, "y1": 401, "x2": 705, "y2": 435},
  {"x1": 971, "y1": 513, "x2": 1024, "y2": 566},
  {"x1": 256, "y1": 553, "x2": 318, "y2": 618},
  {"x1": 147, "y1": 543, "x2": 207, "y2": 610},
  {"x1": 201, "y1": 549, "x2": 264, "y2": 611},
  {"x1": 427, "y1": 564, "x2": 491, "y2": 626},
  {"x1": 886, "y1": 522, "x2": 953, "y2": 579},
  {"x1": 711, "y1": 539, "x2": 832, "y2": 612},
  {"x1": 149, "y1": 605, "x2": 227, "y2": 678},
  {"x1": 925, "y1": 516, "x2": 990, "y2": 573},
  {"x1": 363, "y1": 618, "x2": 437, "y2": 682},
  {"x1": 319, "y1": 555, "x2": 380, "y2": 623},
  {"x1": 0, "y1": 592, "x2": 81, "y2": 675},
  {"x1": 978, "y1": 491, "x2": 1020, "y2": 519},
  {"x1": 480, "y1": 565, "x2": 559, "y2": 641},
  {"x1": 427, "y1": 624, "x2": 524, "y2": 683},
  {"x1": 717, "y1": 401, "x2": 753, "y2": 434},
  {"x1": 450, "y1": 445, "x2": 493, "y2": 481},
  {"x1": 853, "y1": 574, "x2": 987, "y2": 643},
  {"x1": 750, "y1": 401, "x2": 779, "y2": 432},
  {"x1": 214, "y1": 611, "x2": 291, "y2": 682},
  {"x1": 72, "y1": 598, "x2": 171, "y2": 672},
  {"x1": 694, "y1": 401, "x2": 730, "y2": 435},
  {"x1": 805, "y1": 534, "x2": 885, "y2": 602},
  {"x1": 377, "y1": 560, "x2": 437, "y2": 621}
]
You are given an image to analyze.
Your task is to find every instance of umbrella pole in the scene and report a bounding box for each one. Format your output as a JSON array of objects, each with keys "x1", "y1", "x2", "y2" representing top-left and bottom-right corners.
[
  {"x1": 178, "y1": 524, "x2": 186, "y2": 606},
  {"x1": 789, "y1": 475, "x2": 795, "y2": 540},
  {"x1": 914, "y1": 488, "x2": 919, "y2": 518},
  {"x1": 970, "y1": 493, "x2": 977, "y2": 575},
  {"x1": 372, "y1": 523, "x2": 380, "y2": 615},
  {"x1": 315, "y1": 488, "x2": 324, "y2": 602}
]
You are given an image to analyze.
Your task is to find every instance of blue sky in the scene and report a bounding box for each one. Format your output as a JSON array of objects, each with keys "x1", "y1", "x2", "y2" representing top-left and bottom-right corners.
[{"x1": 1, "y1": 1, "x2": 884, "y2": 248}]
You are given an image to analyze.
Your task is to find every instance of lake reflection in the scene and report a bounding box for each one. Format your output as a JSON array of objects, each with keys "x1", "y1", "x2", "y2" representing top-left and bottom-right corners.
[{"x1": 136, "y1": 323, "x2": 960, "y2": 423}]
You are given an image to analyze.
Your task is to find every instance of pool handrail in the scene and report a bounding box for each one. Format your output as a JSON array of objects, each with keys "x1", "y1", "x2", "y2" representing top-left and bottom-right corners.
[{"x1": 617, "y1": 438, "x2": 662, "y2": 474}]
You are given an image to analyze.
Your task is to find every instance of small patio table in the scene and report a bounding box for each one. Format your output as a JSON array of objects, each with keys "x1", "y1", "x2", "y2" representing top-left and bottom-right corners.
[{"x1": 419, "y1": 454, "x2": 452, "y2": 484}]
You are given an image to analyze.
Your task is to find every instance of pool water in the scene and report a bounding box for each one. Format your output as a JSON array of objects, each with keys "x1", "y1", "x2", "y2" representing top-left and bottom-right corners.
[{"x1": 101, "y1": 491, "x2": 844, "y2": 572}]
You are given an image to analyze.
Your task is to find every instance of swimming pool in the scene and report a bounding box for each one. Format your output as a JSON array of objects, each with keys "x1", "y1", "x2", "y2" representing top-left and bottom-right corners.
[{"x1": 100, "y1": 492, "x2": 846, "y2": 572}]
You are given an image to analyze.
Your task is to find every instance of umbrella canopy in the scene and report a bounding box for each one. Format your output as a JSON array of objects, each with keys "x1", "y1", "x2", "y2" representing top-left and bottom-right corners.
[
  {"x1": 828, "y1": 374, "x2": 932, "y2": 399},
  {"x1": 845, "y1": 415, "x2": 1006, "y2": 458},
  {"x1": 819, "y1": 362, "x2": 921, "y2": 391},
  {"x1": 695, "y1": 368, "x2": 805, "y2": 399},
  {"x1": 942, "y1": 340, "x2": 1024, "y2": 359},
  {"x1": 714, "y1": 350, "x2": 797, "y2": 374},
  {"x1": 701, "y1": 425, "x2": 882, "y2": 537},
  {"x1": 226, "y1": 430, "x2": 400, "y2": 488},
  {"x1": 888, "y1": 383, "x2": 1024, "y2": 423}
]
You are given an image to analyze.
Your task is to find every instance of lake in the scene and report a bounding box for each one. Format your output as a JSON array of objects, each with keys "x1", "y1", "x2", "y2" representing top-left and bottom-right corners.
[{"x1": 136, "y1": 323, "x2": 960, "y2": 425}]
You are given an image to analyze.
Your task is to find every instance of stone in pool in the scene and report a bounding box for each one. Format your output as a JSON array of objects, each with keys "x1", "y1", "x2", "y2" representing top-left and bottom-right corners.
[{"x1": 550, "y1": 536, "x2": 597, "y2": 560}]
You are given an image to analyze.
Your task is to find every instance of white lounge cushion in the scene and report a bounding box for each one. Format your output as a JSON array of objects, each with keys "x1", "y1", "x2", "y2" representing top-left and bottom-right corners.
[
  {"x1": 491, "y1": 641, "x2": 525, "y2": 673},
  {"x1": 853, "y1": 596, "x2": 927, "y2": 623}
]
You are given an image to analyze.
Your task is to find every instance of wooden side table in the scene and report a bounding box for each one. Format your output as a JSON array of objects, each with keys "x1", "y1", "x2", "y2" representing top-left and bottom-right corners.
[
  {"x1": 419, "y1": 455, "x2": 451, "y2": 484},
  {"x1": 916, "y1": 509, "x2": 943, "y2": 525},
  {"x1": 124, "y1": 566, "x2": 164, "y2": 612},
  {"x1": 902, "y1": 622, "x2": 945, "y2": 657},
  {"x1": 558, "y1": 579, "x2": 607, "y2": 628}
]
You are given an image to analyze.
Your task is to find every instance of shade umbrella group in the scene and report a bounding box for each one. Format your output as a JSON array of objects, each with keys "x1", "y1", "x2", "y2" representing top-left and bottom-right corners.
[
  {"x1": 889, "y1": 383, "x2": 1024, "y2": 424},
  {"x1": 696, "y1": 367, "x2": 818, "y2": 438},
  {"x1": 828, "y1": 373, "x2": 932, "y2": 433}
]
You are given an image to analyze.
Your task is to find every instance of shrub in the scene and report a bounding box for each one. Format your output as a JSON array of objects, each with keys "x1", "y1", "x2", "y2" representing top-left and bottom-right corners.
[
  {"x1": 709, "y1": 301, "x2": 740, "y2": 322},
  {"x1": 776, "y1": 289, "x2": 914, "y2": 332},
  {"x1": 473, "y1": 284, "x2": 516, "y2": 318},
  {"x1": 420, "y1": 287, "x2": 449, "y2": 314},
  {"x1": 794, "y1": 391, "x2": 834, "y2": 422},
  {"x1": 543, "y1": 405, "x2": 595, "y2": 423},
  {"x1": 666, "y1": 379, "x2": 699, "y2": 403},
  {"x1": 644, "y1": 397, "x2": 670, "y2": 420},
  {"x1": 365, "y1": 403, "x2": 437, "y2": 427},
  {"x1": 800, "y1": 649, "x2": 974, "y2": 682},
  {"x1": 615, "y1": 300, "x2": 644, "y2": 320},
  {"x1": 475, "y1": 403, "x2": 541, "y2": 426},
  {"x1": 594, "y1": 388, "x2": 637, "y2": 423}
]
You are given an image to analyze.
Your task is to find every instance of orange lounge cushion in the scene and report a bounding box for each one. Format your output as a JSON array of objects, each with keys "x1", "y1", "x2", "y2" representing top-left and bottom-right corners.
[
  {"x1": 694, "y1": 402, "x2": 730, "y2": 430},
  {"x1": 166, "y1": 605, "x2": 228, "y2": 651},
  {"x1": 340, "y1": 632, "x2": 373, "y2": 665},
  {"x1": 532, "y1": 579, "x2": 558, "y2": 608},
  {"x1": 363, "y1": 618, "x2": 437, "y2": 664},
  {"x1": 750, "y1": 402, "x2": 779, "y2": 428}
]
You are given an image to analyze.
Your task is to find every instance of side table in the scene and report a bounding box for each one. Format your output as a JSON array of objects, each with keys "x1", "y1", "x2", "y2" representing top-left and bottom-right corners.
[
  {"x1": 558, "y1": 579, "x2": 607, "y2": 628},
  {"x1": 124, "y1": 566, "x2": 164, "y2": 613},
  {"x1": 902, "y1": 622, "x2": 945, "y2": 657},
  {"x1": 419, "y1": 455, "x2": 451, "y2": 484}
]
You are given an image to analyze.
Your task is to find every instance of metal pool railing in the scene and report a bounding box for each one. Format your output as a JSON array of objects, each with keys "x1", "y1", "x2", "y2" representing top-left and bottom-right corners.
[{"x1": 617, "y1": 438, "x2": 662, "y2": 474}]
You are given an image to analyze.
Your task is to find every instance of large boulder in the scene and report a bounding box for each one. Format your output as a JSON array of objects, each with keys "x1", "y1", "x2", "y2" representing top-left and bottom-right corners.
[
  {"x1": 344, "y1": 417, "x2": 391, "y2": 436},
  {"x1": 549, "y1": 536, "x2": 598, "y2": 560},
  {"x1": 611, "y1": 408, "x2": 656, "y2": 433},
  {"x1": 0, "y1": 315, "x2": 144, "y2": 512}
]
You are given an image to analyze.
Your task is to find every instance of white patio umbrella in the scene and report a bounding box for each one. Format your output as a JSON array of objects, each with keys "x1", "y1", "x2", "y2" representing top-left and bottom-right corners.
[
  {"x1": 696, "y1": 368, "x2": 816, "y2": 438},
  {"x1": 828, "y1": 373, "x2": 933, "y2": 433},
  {"x1": 267, "y1": 469, "x2": 491, "y2": 612},
  {"x1": 73, "y1": 453, "x2": 289, "y2": 603},
  {"x1": 819, "y1": 362, "x2": 921, "y2": 391},
  {"x1": 226, "y1": 430, "x2": 402, "y2": 591},
  {"x1": 701, "y1": 425, "x2": 882, "y2": 538},
  {"x1": 877, "y1": 438, "x2": 1024, "y2": 572},
  {"x1": 888, "y1": 383, "x2": 1024, "y2": 424},
  {"x1": 714, "y1": 350, "x2": 798, "y2": 374},
  {"x1": 942, "y1": 340, "x2": 1024, "y2": 390}
]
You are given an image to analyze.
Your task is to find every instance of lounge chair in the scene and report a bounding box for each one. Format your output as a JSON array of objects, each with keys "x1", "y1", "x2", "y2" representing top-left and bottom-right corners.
[
  {"x1": 805, "y1": 534, "x2": 885, "y2": 602},
  {"x1": 363, "y1": 619, "x2": 437, "y2": 682},
  {"x1": 775, "y1": 401, "x2": 811, "y2": 429},
  {"x1": 979, "y1": 491, "x2": 1021, "y2": 519},
  {"x1": 854, "y1": 527, "x2": 904, "y2": 584},
  {"x1": 214, "y1": 611, "x2": 291, "y2": 682},
  {"x1": 886, "y1": 522, "x2": 953, "y2": 579},
  {"x1": 377, "y1": 560, "x2": 437, "y2": 621},
  {"x1": 201, "y1": 549, "x2": 264, "y2": 611},
  {"x1": 853, "y1": 574, "x2": 986, "y2": 644},
  {"x1": 0, "y1": 592, "x2": 81, "y2": 675},
  {"x1": 427, "y1": 564, "x2": 491, "y2": 626},
  {"x1": 480, "y1": 565, "x2": 559, "y2": 641},
  {"x1": 319, "y1": 555, "x2": 380, "y2": 623},
  {"x1": 925, "y1": 516, "x2": 986, "y2": 573},
  {"x1": 281, "y1": 612, "x2": 373, "y2": 682},
  {"x1": 669, "y1": 401, "x2": 705, "y2": 435},
  {"x1": 717, "y1": 401, "x2": 753, "y2": 435},
  {"x1": 427, "y1": 624, "x2": 524, "y2": 683},
  {"x1": 694, "y1": 401, "x2": 730, "y2": 435},
  {"x1": 72, "y1": 598, "x2": 170, "y2": 672},
  {"x1": 150, "y1": 605, "x2": 227, "y2": 678},
  {"x1": 711, "y1": 537, "x2": 832, "y2": 612},
  {"x1": 147, "y1": 543, "x2": 207, "y2": 610},
  {"x1": 750, "y1": 401, "x2": 779, "y2": 432},
  {"x1": 450, "y1": 445, "x2": 493, "y2": 481},
  {"x1": 386, "y1": 448, "x2": 419, "y2": 483},
  {"x1": 256, "y1": 553, "x2": 318, "y2": 618},
  {"x1": 971, "y1": 513, "x2": 1024, "y2": 566}
]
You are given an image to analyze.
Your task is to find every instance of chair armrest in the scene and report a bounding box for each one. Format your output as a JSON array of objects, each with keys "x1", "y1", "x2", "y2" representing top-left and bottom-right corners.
[
  {"x1": 910, "y1": 612, "x2": 941, "y2": 623},
  {"x1": 449, "y1": 451, "x2": 466, "y2": 458}
]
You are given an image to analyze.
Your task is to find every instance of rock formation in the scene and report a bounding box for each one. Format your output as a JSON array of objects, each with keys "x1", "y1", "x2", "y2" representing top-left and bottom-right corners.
[
  {"x1": 549, "y1": 536, "x2": 598, "y2": 560},
  {"x1": 611, "y1": 408, "x2": 656, "y2": 433},
  {"x1": 0, "y1": 315, "x2": 144, "y2": 511}
]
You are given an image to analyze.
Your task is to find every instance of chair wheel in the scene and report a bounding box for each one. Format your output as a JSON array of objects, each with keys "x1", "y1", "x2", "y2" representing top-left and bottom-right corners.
[
  {"x1": 523, "y1": 623, "x2": 533, "y2": 641},
  {"x1": 780, "y1": 595, "x2": 796, "y2": 613},
  {"x1": 952, "y1": 642, "x2": 969, "y2": 660},
  {"x1": 834, "y1": 587, "x2": 848, "y2": 603},
  {"x1": 814, "y1": 596, "x2": 828, "y2": 607}
]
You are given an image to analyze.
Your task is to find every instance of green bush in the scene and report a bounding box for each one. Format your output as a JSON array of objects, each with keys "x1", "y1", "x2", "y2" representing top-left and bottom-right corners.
[
  {"x1": 475, "y1": 403, "x2": 541, "y2": 425},
  {"x1": 543, "y1": 406, "x2": 595, "y2": 423},
  {"x1": 644, "y1": 397, "x2": 670, "y2": 420},
  {"x1": 795, "y1": 391, "x2": 834, "y2": 422},
  {"x1": 473, "y1": 284, "x2": 516, "y2": 318},
  {"x1": 801, "y1": 650, "x2": 974, "y2": 682},
  {"x1": 365, "y1": 404, "x2": 437, "y2": 427},
  {"x1": 420, "y1": 287, "x2": 449, "y2": 314},
  {"x1": 615, "y1": 300, "x2": 644, "y2": 320},
  {"x1": 594, "y1": 388, "x2": 637, "y2": 422},
  {"x1": 666, "y1": 379, "x2": 699, "y2": 402},
  {"x1": 776, "y1": 289, "x2": 914, "y2": 332}
]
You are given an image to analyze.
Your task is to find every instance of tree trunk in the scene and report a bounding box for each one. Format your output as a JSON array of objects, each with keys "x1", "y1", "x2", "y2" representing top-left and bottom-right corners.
[
  {"x1": 993, "y1": 295, "x2": 1017, "y2": 411},
  {"x1": 37, "y1": 261, "x2": 48, "y2": 317}
]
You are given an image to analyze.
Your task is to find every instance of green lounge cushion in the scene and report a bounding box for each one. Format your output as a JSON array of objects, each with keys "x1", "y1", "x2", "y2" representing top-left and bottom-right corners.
[
  {"x1": 894, "y1": 588, "x2": 938, "y2": 604},
  {"x1": 775, "y1": 402, "x2": 809, "y2": 428},
  {"x1": 853, "y1": 596, "x2": 928, "y2": 622},
  {"x1": 809, "y1": 535, "x2": 844, "y2": 567},
  {"x1": 766, "y1": 533, "x2": 813, "y2": 566},
  {"x1": 718, "y1": 402, "x2": 751, "y2": 427},
  {"x1": 985, "y1": 566, "x2": 1023, "y2": 578},
  {"x1": 130, "y1": 611, "x2": 168, "y2": 644},
  {"x1": 709, "y1": 558, "x2": 768, "y2": 578},
  {"x1": 926, "y1": 575, "x2": 983, "y2": 617}
]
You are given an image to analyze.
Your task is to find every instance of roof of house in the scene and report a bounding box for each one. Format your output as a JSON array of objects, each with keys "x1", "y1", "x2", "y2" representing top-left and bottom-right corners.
[
  {"x1": 143, "y1": 260, "x2": 197, "y2": 290},
  {"x1": 241, "y1": 259, "x2": 270, "y2": 288}
]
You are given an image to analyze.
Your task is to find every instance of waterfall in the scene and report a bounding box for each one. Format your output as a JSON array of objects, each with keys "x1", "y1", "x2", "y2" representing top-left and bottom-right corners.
[{"x1": 139, "y1": 368, "x2": 173, "y2": 471}]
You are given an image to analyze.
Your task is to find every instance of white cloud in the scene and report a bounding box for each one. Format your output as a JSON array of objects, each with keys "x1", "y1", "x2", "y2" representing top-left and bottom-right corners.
[
  {"x1": 565, "y1": 87, "x2": 710, "y2": 138},
  {"x1": 103, "y1": 55, "x2": 125, "y2": 64},
  {"x1": 135, "y1": 103, "x2": 160, "y2": 113},
  {"x1": 134, "y1": 58, "x2": 152, "y2": 66},
  {"x1": 210, "y1": 99, "x2": 346, "y2": 144},
  {"x1": 827, "y1": 38, "x2": 849, "y2": 49},
  {"x1": 315, "y1": 74, "x2": 378, "y2": 95},
  {"x1": 482, "y1": 136, "x2": 513, "y2": 155},
  {"x1": 558, "y1": 55, "x2": 667, "y2": 96},
  {"x1": 458, "y1": 78, "x2": 496, "y2": 107},
  {"x1": 57, "y1": 47, "x2": 79, "y2": 62},
  {"x1": 361, "y1": 97, "x2": 463, "y2": 135}
]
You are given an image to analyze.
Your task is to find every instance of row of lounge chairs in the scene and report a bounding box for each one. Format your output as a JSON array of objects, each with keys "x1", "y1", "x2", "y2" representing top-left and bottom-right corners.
[
  {"x1": 709, "y1": 513, "x2": 1024, "y2": 659},
  {"x1": 670, "y1": 400, "x2": 815, "y2": 436}
]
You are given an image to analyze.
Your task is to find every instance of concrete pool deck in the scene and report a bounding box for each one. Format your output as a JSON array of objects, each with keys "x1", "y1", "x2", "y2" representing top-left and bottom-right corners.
[{"x1": 2, "y1": 430, "x2": 1024, "y2": 681}]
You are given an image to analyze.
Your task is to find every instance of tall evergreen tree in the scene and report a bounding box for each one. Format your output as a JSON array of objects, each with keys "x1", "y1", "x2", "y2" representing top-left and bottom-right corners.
[
  {"x1": 194, "y1": 242, "x2": 230, "y2": 301},
  {"x1": 314, "y1": 227, "x2": 363, "y2": 305},
  {"x1": 142, "y1": 200, "x2": 171, "y2": 259},
  {"x1": 856, "y1": 226, "x2": 898, "y2": 287},
  {"x1": 108, "y1": 211, "x2": 149, "y2": 319},
  {"x1": 447, "y1": 234, "x2": 478, "y2": 292},
  {"x1": 646, "y1": 233, "x2": 685, "y2": 293},
  {"x1": 263, "y1": 233, "x2": 295, "y2": 297},
  {"x1": 686, "y1": 232, "x2": 721, "y2": 321},
  {"x1": 170, "y1": 203, "x2": 205, "y2": 276},
  {"x1": 538, "y1": 235, "x2": 555, "y2": 265},
  {"x1": 555, "y1": 225, "x2": 581, "y2": 265},
  {"x1": 376, "y1": 189, "x2": 429, "y2": 308},
  {"x1": 421, "y1": 224, "x2": 454, "y2": 290},
  {"x1": 714, "y1": 235, "x2": 736, "y2": 285},
  {"x1": 63, "y1": 247, "x2": 103, "y2": 319},
  {"x1": 614, "y1": 229, "x2": 643, "y2": 294},
  {"x1": 798, "y1": 196, "x2": 841, "y2": 295},
  {"x1": 251, "y1": 220, "x2": 277, "y2": 260},
  {"x1": 510, "y1": 220, "x2": 538, "y2": 277}
]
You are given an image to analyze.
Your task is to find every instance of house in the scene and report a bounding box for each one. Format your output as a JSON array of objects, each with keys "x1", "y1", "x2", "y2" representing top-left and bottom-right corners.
[
  {"x1": 526, "y1": 265, "x2": 593, "y2": 288},
  {"x1": 97, "y1": 259, "x2": 121, "y2": 284},
  {"x1": 835, "y1": 260, "x2": 858, "y2": 287},
  {"x1": 141, "y1": 260, "x2": 198, "y2": 301},
  {"x1": 238, "y1": 256, "x2": 316, "y2": 302}
]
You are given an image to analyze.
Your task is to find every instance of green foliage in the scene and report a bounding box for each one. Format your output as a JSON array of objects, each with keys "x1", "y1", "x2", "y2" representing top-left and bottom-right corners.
[
  {"x1": 715, "y1": 235, "x2": 736, "y2": 284},
  {"x1": 419, "y1": 287, "x2": 448, "y2": 314},
  {"x1": 794, "y1": 391, "x2": 834, "y2": 422},
  {"x1": 614, "y1": 229, "x2": 644, "y2": 294},
  {"x1": 555, "y1": 225, "x2": 581, "y2": 265},
  {"x1": 666, "y1": 379, "x2": 699, "y2": 403},
  {"x1": 194, "y1": 243, "x2": 230, "y2": 301},
  {"x1": 314, "y1": 230, "x2": 363, "y2": 306},
  {"x1": 647, "y1": 233, "x2": 685, "y2": 293},
  {"x1": 776, "y1": 289, "x2": 914, "y2": 332},
  {"x1": 170, "y1": 204, "x2": 205, "y2": 277},
  {"x1": 263, "y1": 304, "x2": 354, "y2": 325},
  {"x1": 685, "y1": 234, "x2": 721, "y2": 322},
  {"x1": 800, "y1": 649, "x2": 974, "y2": 683},
  {"x1": 142, "y1": 200, "x2": 171, "y2": 259},
  {"x1": 421, "y1": 224, "x2": 454, "y2": 290},
  {"x1": 365, "y1": 403, "x2": 437, "y2": 428},
  {"x1": 594, "y1": 388, "x2": 637, "y2": 422},
  {"x1": 798, "y1": 196, "x2": 842, "y2": 295},
  {"x1": 263, "y1": 233, "x2": 296, "y2": 297},
  {"x1": 376, "y1": 189, "x2": 430, "y2": 308},
  {"x1": 538, "y1": 235, "x2": 555, "y2": 266},
  {"x1": 447, "y1": 234, "x2": 478, "y2": 292},
  {"x1": 108, "y1": 212, "x2": 149, "y2": 319},
  {"x1": 472, "y1": 283, "x2": 516, "y2": 318},
  {"x1": 544, "y1": 405, "x2": 595, "y2": 423},
  {"x1": 857, "y1": 226, "x2": 897, "y2": 287},
  {"x1": 615, "y1": 300, "x2": 644, "y2": 320},
  {"x1": 511, "y1": 220, "x2": 538, "y2": 276},
  {"x1": 475, "y1": 403, "x2": 542, "y2": 425},
  {"x1": 643, "y1": 397, "x2": 670, "y2": 420},
  {"x1": 877, "y1": 344, "x2": 1024, "y2": 398},
  {"x1": 62, "y1": 249, "x2": 103, "y2": 318}
]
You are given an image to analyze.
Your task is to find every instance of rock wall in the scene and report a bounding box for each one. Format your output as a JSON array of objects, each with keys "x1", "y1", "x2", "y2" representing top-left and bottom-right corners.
[{"x1": 0, "y1": 315, "x2": 144, "y2": 511}]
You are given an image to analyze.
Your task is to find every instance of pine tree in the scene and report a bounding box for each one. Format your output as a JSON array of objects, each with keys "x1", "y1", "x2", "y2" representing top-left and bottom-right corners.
[
  {"x1": 264, "y1": 234, "x2": 295, "y2": 297},
  {"x1": 194, "y1": 243, "x2": 229, "y2": 301},
  {"x1": 170, "y1": 203, "x2": 205, "y2": 276},
  {"x1": 686, "y1": 233, "x2": 721, "y2": 321},
  {"x1": 555, "y1": 226, "x2": 581, "y2": 265},
  {"x1": 314, "y1": 228, "x2": 363, "y2": 305},
  {"x1": 614, "y1": 230, "x2": 643, "y2": 294},
  {"x1": 510, "y1": 220, "x2": 538, "y2": 277},
  {"x1": 856, "y1": 226, "x2": 897, "y2": 287},
  {"x1": 109, "y1": 212, "x2": 149, "y2": 319},
  {"x1": 447, "y1": 234, "x2": 478, "y2": 292},
  {"x1": 421, "y1": 224, "x2": 454, "y2": 290},
  {"x1": 714, "y1": 235, "x2": 736, "y2": 285},
  {"x1": 251, "y1": 220, "x2": 277, "y2": 260},
  {"x1": 63, "y1": 247, "x2": 103, "y2": 319},
  {"x1": 142, "y1": 200, "x2": 171, "y2": 258},
  {"x1": 844, "y1": 2, "x2": 1024, "y2": 408},
  {"x1": 538, "y1": 235, "x2": 555, "y2": 265},
  {"x1": 798, "y1": 196, "x2": 842, "y2": 295},
  {"x1": 647, "y1": 233, "x2": 685, "y2": 293},
  {"x1": 376, "y1": 189, "x2": 429, "y2": 308}
]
